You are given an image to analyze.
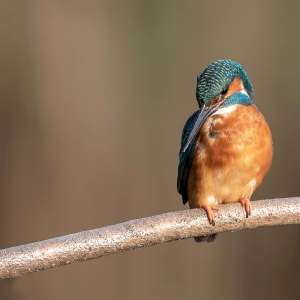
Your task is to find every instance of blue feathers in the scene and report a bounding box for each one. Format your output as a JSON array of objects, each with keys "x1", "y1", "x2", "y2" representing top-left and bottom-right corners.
[
  {"x1": 221, "y1": 92, "x2": 252, "y2": 107},
  {"x1": 177, "y1": 111, "x2": 199, "y2": 204},
  {"x1": 196, "y1": 60, "x2": 254, "y2": 107}
]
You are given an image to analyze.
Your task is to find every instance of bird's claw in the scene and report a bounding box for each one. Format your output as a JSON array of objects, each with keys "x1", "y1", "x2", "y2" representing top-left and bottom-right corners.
[
  {"x1": 202, "y1": 205, "x2": 217, "y2": 226},
  {"x1": 239, "y1": 197, "x2": 252, "y2": 218}
]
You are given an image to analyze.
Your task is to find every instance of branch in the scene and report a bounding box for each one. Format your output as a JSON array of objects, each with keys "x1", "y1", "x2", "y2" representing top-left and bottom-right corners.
[{"x1": 1, "y1": 197, "x2": 300, "y2": 279}]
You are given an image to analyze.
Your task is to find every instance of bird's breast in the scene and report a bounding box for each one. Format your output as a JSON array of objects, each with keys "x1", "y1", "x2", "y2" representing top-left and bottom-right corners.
[
  {"x1": 187, "y1": 104, "x2": 273, "y2": 207},
  {"x1": 199, "y1": 104, "x2": 272, "y2": 164}
]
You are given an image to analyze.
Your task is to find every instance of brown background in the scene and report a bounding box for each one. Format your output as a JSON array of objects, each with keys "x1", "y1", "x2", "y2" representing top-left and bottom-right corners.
[{"x1": 1, "y1": 1, "x2": 300, "y2": 299}]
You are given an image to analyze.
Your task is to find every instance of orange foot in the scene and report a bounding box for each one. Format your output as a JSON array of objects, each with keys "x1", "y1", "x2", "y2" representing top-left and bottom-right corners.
[
  {"x1": 202, "y1": 205, "x2": 217, "y2": 226},
  {"x1": 239, "y1": 197, "x2": 252, "y2": 218}
]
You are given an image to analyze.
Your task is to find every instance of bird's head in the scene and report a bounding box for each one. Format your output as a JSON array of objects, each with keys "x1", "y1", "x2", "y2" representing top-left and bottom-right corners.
[
  {"x1": 196, "y1": 59, "x2": 254, "y2": 107},
  {"x1": 183, "y1": 60, "x2": 254, "y2": 152}
]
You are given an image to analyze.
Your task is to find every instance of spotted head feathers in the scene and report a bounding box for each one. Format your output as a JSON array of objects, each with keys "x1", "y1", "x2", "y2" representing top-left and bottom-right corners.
[{"x1": 196, "y1": 60, "x2": 254, "y2": 107}]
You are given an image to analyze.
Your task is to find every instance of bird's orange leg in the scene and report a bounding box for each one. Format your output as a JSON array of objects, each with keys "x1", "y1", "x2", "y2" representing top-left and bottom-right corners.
[
  {"x1": 239, "y1": 197, "x2": 252, "y2": 218},
  {"x1": 202, "y1": 205, "x2": 217, "y2": 226}
]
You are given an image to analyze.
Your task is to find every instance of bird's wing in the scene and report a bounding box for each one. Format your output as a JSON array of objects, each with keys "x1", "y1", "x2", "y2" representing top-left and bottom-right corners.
[{"x1": 177, "y1": 110, "x2": 199, "y2": 205}]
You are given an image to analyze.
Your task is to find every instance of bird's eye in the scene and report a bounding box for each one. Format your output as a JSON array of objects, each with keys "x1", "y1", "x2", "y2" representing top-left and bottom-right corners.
[{"x1": 221, "y1": 85, "x2": 229, "y2": 95}]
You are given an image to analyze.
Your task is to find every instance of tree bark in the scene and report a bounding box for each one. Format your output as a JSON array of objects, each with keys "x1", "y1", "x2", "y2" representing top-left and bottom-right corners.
[{"x1": 1, "y1": 197, "x2": 300, "y2": 279}]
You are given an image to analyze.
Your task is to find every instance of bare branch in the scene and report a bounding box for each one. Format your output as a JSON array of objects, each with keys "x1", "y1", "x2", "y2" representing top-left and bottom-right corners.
[{"x1": 1, "y1": 197, "x2": 300, "y2": 279}]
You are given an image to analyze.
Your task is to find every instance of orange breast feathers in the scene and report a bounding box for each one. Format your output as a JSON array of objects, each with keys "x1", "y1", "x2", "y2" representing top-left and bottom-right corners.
[{"x1": 187, "y1": 104, "x2": 273, "y2": 209}]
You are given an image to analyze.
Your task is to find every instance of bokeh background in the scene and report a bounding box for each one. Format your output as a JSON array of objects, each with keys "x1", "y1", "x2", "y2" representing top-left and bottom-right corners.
[{"x1": 1, "y1": 1, "x2": 300, "y2": 299}]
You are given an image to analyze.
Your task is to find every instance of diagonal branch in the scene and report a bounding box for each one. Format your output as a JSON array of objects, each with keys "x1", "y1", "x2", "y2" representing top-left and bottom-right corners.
[{"x1": 1, "y1": 197, "x2": 300, "y2": 279}]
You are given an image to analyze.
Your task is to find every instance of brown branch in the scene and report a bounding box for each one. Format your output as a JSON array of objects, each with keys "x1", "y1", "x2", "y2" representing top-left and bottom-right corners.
[{"x1": 1, "y1": 197, "x2": 300, "y2": 279}]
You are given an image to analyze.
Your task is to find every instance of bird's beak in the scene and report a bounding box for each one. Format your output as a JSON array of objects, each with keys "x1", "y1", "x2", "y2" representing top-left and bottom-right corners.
[{"x1": 182, "y1": 103, "x2": 221, "y2": 152}]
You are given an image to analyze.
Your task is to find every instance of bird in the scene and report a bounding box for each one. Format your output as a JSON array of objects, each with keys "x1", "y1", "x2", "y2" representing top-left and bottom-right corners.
[{"x1": 177, "y1": 60, "x2": 273, "y2": 243}]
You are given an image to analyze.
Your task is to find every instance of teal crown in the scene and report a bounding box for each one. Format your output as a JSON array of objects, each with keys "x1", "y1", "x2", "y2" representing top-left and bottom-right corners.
[{"x1": 196, "y1": 60, "x2": 254, "y2": 106}]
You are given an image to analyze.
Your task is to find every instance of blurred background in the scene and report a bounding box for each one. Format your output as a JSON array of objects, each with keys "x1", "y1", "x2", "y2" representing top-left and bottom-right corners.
[{"x1": 1, "y1": 1, "x2": 300, "y2": 299}]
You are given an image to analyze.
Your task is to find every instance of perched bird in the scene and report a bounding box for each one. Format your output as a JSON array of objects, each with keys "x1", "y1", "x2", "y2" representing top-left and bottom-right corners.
[{"x1": 177, "y1": 60, "x2": 273, "y2": 243}]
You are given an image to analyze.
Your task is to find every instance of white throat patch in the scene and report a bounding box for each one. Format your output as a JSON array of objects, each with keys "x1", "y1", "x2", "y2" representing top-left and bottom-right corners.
[
  {"x1": 240, "y1": 87, "x2": 249, "y2": 96},
  {"x1": 212, "y1": 104, "x2": 237, "y2": 116}
]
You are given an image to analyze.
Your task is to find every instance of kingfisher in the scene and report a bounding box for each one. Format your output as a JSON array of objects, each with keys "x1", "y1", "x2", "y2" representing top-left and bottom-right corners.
[{"x1": 177, "y1": 60, "x2": 273, "y2": 242}]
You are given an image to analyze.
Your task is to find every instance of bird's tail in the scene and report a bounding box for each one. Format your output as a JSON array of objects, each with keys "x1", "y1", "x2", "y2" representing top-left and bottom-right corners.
[{"x1": 194, "y1": 233, "x2": 218, "y2": 243}]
